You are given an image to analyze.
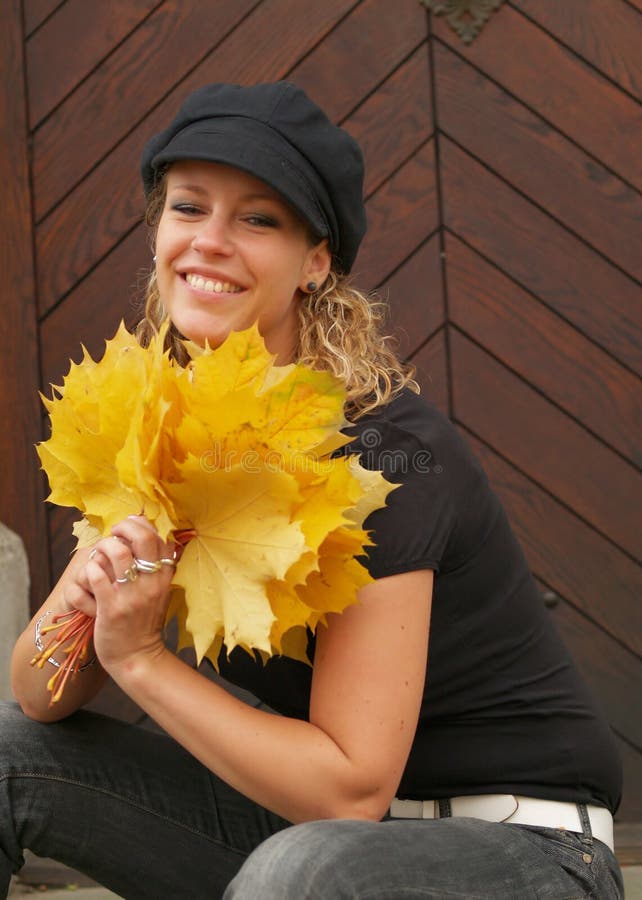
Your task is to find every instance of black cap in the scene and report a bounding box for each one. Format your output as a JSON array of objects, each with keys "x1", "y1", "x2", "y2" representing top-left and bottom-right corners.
[{"x1": 141, "y1": 82, "x2": 367, "y2": 273}]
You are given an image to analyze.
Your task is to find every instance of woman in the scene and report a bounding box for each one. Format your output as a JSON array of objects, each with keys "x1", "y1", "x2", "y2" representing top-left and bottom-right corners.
[{"x1": 2, "y1": 82, "x2": 624, "y2": 898}]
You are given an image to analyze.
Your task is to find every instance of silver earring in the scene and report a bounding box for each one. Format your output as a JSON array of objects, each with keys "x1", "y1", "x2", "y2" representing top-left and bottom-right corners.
[{"x1": 153, "y1": 255, "x2": 157, "y2": 263}]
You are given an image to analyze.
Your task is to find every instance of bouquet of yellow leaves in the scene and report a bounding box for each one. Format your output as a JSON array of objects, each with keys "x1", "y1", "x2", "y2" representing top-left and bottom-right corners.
[{"x1": 34, "y1": 323, "x2": 395, "y2": 702}]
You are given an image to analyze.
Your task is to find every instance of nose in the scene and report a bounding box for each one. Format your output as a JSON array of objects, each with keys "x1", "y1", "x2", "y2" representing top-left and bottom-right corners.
[{"x1": 191, "y1": 214, "x2": 234, "y2": 256}]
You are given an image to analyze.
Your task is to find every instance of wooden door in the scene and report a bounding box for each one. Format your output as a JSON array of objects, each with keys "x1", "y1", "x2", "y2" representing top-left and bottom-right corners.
[{"x1": 1, "y1": 0, "x2": 640, "y2": 821}]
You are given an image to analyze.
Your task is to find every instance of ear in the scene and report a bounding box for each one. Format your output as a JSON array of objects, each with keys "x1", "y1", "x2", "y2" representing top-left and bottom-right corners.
[{"x1": 301, "y1": 239, "x2": 332, "y2": 292}]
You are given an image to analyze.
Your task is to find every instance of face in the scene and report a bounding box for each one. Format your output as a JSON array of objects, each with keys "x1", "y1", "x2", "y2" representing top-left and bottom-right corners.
[{"x1": 154, "y1": 160, "x2": 331, "y2": 362}]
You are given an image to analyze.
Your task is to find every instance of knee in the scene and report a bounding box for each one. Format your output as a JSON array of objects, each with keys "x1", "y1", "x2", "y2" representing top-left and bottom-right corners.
[
  {"x1": 0, "y1": 702, "x2": 46, "y2": 771},
  {"x1": 224, "y1": 820, "x2": 370, "y2": 900}
]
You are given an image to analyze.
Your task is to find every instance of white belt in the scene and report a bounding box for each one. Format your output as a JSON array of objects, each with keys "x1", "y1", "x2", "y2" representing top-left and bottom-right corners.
[{"x1": 389, "y1": 794, "x2": 614, "y2": 852}]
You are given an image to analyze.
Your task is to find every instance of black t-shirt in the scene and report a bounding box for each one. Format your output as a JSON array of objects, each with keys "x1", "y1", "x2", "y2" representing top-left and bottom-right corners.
[{"x1": 217, "y1": 388, "x2": 622, "y2": 813}]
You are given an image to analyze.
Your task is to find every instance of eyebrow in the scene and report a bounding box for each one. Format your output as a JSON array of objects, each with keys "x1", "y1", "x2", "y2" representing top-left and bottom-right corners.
[{"x1": 168, "y1": 183, "x2": 280, "y2": 203}]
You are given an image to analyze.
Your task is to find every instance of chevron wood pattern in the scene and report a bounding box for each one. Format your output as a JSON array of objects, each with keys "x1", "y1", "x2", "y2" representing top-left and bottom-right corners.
[{"x1": 1, "y1": 0, "x2": 639, "y2": 821}]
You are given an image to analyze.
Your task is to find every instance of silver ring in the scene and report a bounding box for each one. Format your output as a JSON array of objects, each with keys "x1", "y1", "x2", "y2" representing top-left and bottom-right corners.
[
  {"x1": 159, "y1": 557, "x2": 177, "y2": 568},
  {"x1": 115, "y1": 563, "x2": 138, "y2": 583},
  {"x1": 133, "y1": 557, "x2": 162, "y2": 574},
  {"x1": 88, "y1": 547, "x2": 98, "y2": 560}
]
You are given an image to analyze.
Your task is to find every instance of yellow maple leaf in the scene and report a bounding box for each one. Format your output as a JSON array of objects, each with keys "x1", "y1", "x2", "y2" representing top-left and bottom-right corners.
[
  {"x1": 37, "y1": 321, "x2": 396, "y2": 675},
  {"x1": 166, "y1": 458, "x2": 306, "y2": 661}
]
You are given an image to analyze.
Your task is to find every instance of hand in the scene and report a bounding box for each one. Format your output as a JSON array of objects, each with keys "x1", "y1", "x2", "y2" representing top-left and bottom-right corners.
[{"x1": 84, "y1": 516, "x2": 177, "y2": 673}]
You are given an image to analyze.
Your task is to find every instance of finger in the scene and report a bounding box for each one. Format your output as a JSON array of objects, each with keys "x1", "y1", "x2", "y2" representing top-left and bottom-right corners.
[
  {"x1": 85, "y1": 558, "x2": 119, "y2": 598},
  {"x1": 111, "y1": 517, "x2": 167, "y2": 562},
  {"x1": 92, "y1": 535, "x2": 136, "y2": 585},
  {"x1": 63, "y1": 577, "x2": 97, "y2": 619}
]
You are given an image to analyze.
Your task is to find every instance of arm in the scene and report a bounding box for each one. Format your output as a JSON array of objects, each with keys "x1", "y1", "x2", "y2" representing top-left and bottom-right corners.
[
  {"x1": 87, "y1": 519, "x2": 433, "y2": 823},
  {"x1": 10, "y1": 547, "x2": 109, "y2": 722}
]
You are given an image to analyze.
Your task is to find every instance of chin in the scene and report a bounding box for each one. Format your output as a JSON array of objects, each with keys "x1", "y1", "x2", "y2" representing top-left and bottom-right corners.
[{"x1": 173, "y1": 317, "x2": 232, "y2": 350}]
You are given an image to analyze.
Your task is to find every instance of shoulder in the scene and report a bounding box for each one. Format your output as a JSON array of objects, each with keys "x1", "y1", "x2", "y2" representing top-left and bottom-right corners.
[
  {"x1": 344, "y1": 388, "x2": 485, "y2": 489},
  {"x1": 341, "y1": 389, "x2": 495, "y2": 578}
]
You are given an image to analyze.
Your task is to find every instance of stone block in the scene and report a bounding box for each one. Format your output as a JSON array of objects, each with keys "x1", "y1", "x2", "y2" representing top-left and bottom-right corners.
[{"x1": 0, "y1": 523, "x2": 30, "y2": 700}]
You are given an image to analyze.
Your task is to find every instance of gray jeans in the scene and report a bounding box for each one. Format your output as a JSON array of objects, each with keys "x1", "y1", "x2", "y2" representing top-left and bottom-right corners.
[{"x1": 0, "y1": 702, "x2": 624, "y2": 899}]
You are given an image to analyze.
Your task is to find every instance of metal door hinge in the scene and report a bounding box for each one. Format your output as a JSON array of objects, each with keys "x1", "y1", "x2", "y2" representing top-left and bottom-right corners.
[{"x1": 420, "y1": 0, "x2": 506, "y2": 44}]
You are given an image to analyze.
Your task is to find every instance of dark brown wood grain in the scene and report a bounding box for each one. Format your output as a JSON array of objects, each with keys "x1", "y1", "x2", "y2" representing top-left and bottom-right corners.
[
  {"x1": 382, "y1": 233, "x2": 445, "y2": 360},
  {"x1": 512, "y1": 0, "x2": 642, "y2": 101},
  {"x1": 0, "y1": 0, "x2": 51, "y2": 607},
  {"x1": 433, "y1": 4, "x2": 642, "y2": 191},
  {"x1": 446, "y1": 234, "x2": 641, "y2": 466},
  {"x1": 356, "y1": 140, "x2": 438, "y2": 289},
  {"x1": 614, "y1": 739, "x2": 642, "y2": 824},
  {"x1": 440, "y1": 137, "x2": 642, "y2": 376},
  {"x1": 34, "y1": 0, "x2": 358, "y2": 316},
  {"x1": 26, "y1": 0, "x2": 161, "y2": 126},
  {"x1": 40, "y1": 225, "x2": 149, "y2": 391},
  {"x1": 451, "y1": 329, "x2": 642, "y2": 560},
  {"x1": 23, "y1": 0, "x2": 61, "y2": 36},
  {"x1": 32, "y1": 0, "x2": 257, "y2": 220},
  {"x1": 460, "y1": 430, "x2": 642, "y2": 656},
  {"x1": 48, "y1": 506, "x2": 76, "y2": 585},
  {"x1": 434, "y1": 41, "x2": 642, "y2": 282},
  {"x1": 290, "y1": 0, "x2": 427, "y2": 122},
  {"x1": 345, "y1": 45, "x2": 433, "y2": 198},
  {"x1": 549, "y1": 599, "x2": 642, "y2": 757},
  {"x1": 410, "y1": 327, "x2": 449, "y2": 415}
]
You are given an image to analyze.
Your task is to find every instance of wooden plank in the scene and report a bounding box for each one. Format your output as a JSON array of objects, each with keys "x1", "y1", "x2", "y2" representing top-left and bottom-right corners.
[
  {"x1": 459, "y1": 431, "x2": 642, "y2": 656},
  {"x1": 291, "y1": 0, "x2": 427, "y2": 122},
  {"x1": 0, "y1": 0, "x2": 51, "y2": 607},
  {"x1": 356, "y1": 140, "x2": 438, "y2": 289},
  {"x1": 446, "y1": 234, "x2": 641, "y2": 466},
  {"x1": 549, "y1": 599, "x2": 642, "y2": 759},
  {"x1": 26, "y1": 0, "x2": 161, "y2": 127},
  {"x1": 410, "y1": 327, "x2": 449, "y2": 415},
  {"x1": 614, "y1": 741, "x2": 642, "y2": 825},
  {"x1": 32, "y1": 0, "x2": 258, "y2": 220},
  {"x1": 512, "y1": 0, "x2": 642, "y2": 102},
  {"x1": 382, "y1": 233, "x2": 445, "y2": 360},
  {"x1": 451, "y1": 330, "x2": 642, "y2": 560},
  {"x1": 48, "y1": 506, "x2": 76, "y2": 585},
  {"x1": 433, "y1": 4, "x2": 642, "y2": 190},
  {"x1": 345, "y1": 45, "x2": 433, "y2": 198},
  {"x1": 34, "y1": 0, "x2": 357, "y2": 316},
  {"x1": 23, "y1": 0, "x2": 61, "y2": 36},
  {"x1": 434, "y1": 41, "x2": 642, "y2": 282},
  {"x1": 615, "y1": 820, "x2": 642, "y2": 860},
  {"x1": 440, "y1": 137, "x2": 642, "y2": 376},
  {"x1": 40, "y1": 225, "x2": 149, "y2": 391}
]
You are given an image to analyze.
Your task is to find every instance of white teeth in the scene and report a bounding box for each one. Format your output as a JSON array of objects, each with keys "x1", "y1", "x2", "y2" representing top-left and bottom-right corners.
[{"x1": 186, "y1": 274, "x2": 241, "y2": 293}]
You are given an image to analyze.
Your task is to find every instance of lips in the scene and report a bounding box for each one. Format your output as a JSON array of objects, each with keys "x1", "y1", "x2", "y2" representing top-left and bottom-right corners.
[{"x1": 185, "y1": 273, "x2": 244, "y2": 294}]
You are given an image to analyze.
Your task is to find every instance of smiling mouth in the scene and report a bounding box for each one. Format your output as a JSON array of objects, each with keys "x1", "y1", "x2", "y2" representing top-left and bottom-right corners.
[{"x1": 185, "y1": 274, "x2": 244, "y2": 294}]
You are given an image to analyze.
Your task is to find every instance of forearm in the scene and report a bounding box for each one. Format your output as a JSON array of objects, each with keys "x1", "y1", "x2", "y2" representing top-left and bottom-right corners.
[
  {"x1": 11, "y1": 608, "x2": 109, "y2": 722},
  {"x1": 10, "y1": 548, "x2": 109, "y2": 721},
  {"x1": 109, "y1": 647, "x2": 387, "y2": 824}
]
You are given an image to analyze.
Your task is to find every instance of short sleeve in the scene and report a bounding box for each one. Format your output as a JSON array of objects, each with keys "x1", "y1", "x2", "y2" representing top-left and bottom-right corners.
[{"x1": 341, "y1": 390, "x2": 468, "y2": 580}]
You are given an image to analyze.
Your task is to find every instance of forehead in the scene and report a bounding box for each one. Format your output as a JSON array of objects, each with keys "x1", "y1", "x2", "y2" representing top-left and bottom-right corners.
[{"x1": 166, "y1": 159, "x2": 284, "y2": 203}]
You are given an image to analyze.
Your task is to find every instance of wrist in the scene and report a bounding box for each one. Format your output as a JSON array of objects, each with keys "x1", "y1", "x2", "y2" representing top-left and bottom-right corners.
[{"x1": 104, "y1": 641, "x2": 168, "y2": 688}]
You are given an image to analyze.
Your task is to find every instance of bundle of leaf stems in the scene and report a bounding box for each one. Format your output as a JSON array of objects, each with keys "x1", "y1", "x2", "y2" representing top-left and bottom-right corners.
[{"x1": 30, "y1": 610, "x2": 95, "y2": 704}]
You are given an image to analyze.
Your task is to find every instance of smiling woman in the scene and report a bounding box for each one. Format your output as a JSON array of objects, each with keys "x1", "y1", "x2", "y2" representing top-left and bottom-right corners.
[
  {"x1": 2, "y1": 81, "x2": 625, "y2": 900},
  {"x1": 152, "y1": 160, "x2": 330, "y2": 361}
]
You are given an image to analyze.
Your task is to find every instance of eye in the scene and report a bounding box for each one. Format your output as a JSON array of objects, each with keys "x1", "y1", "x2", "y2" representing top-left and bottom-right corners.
[
  {"x1": 171, "y1": 202, "x2": 203, "y2": 216},
  {"x1": 244, "y1": 213, "x2": 278, "y2": 228}
]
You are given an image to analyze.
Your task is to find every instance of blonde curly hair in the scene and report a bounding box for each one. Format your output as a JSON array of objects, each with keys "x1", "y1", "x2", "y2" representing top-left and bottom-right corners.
[{"x1": 135, "y1": 174, "x2": 418, "y2": 418}]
